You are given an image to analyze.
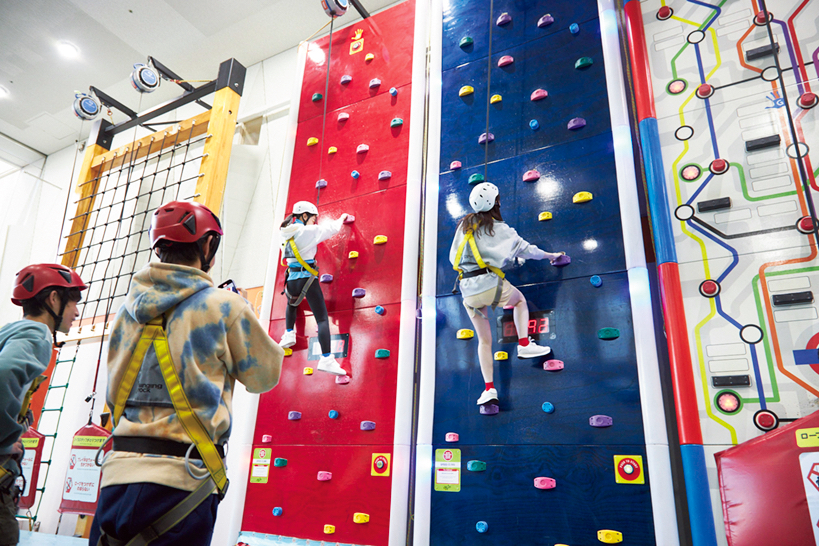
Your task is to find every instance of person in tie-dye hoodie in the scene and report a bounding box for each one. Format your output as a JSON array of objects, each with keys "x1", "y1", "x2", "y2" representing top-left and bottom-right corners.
[{"x1": 90, "y1": 201, "x2": 283, "y2": 546}]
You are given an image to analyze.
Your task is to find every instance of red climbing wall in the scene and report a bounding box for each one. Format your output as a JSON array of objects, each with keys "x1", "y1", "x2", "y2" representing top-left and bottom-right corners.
[{"x1": 241, "y1": 2, "x2": 416, "y2": 544}]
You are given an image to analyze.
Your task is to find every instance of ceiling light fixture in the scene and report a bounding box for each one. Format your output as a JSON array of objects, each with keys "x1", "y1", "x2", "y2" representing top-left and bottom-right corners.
[{"x1": 57, "y1": 41, "x2": 80, "y2": 59}]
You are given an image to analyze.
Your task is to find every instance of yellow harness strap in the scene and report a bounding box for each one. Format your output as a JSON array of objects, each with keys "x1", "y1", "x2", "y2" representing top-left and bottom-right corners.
[
  {"x1": 17, "y1": 375, "x2": 46, "y2": 425},
  {"x1": 287, "y1": 239, "x2": 318, "y2": 277},
  {"x1": 453, "y1": 229, "x2": 506, "y2": 279},
  {"x1": 112, "y1": 317, "x2": 228, "y2": 495}
]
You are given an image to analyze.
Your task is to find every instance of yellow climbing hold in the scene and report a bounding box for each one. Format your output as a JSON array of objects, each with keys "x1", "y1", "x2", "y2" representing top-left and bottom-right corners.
[
  {"x1": 328, "y1": 146, "x2": 338, "y2": 154},
  {"x1": 284, "y1": 348, "x2": 293, "y2": 356},
  {"x1": 494, "y1": 351, "x2": 508, "y2": 360},
  {"x1": 324, "y1": 525, "x2": 336, "y2": 534},
  {"x1": 490, "y1": 94, "x2": 502, "y2": 104},
  {"x1": 374, "y1": 235, "x2": 388, "y2": 245},
  {"x1": 459, "y1": 85, "x2": 475, "y2": 97},
  {"x1": 307, "y1": 137, "x2": 319, "y2": 147},
  {"x1": 538, "y1": 211, "x2": 553, "y2": 221},
  {"x1": 303, "y1": 367, "x2": 314, "y2": 375},
  {"x1": 573, "y1": 191, "x2": 593, "y2": 203},
  {"x1": 349, "y1": 251, "x2": 359, "y2": 259},
  {"x1": 597, "y1": 530, "x2": 623, "y2": 543},
  {"x1": 353, "y1": 513, "x2": 370, "y2": 524},
  {"x1": 365, "y1": 53, "x2": 375, "y2": 62},
  {"x1": 457, "y1": 329, "x2": 475, "y2": 340}
]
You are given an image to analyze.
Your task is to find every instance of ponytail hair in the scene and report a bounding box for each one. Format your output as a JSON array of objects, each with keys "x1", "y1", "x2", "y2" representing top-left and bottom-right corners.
[
  {"x1": 280, "y1": 214, "x2": 295, "y2": 228},
  {"x1": 460, "y1": 199, "x2": 502, "y2": 237}
]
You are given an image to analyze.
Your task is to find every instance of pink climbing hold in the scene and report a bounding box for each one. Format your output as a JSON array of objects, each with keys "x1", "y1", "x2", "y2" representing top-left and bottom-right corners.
[
  {"x1": 262, "y1": 434, "x2": 272, "y2": 443},
  {"x1": 498, "y1": 55, "x2": 514, "y2": 67},
  {"x1": 450, "y1": 161, "x2": 462, "y2": 170},
  {"x1": 530, "y1": 89, "x2": 548, "y2": 101},
  {"x1": 357, "y1": 144, "x2": 370, "y2": 154},
  {"x1": 344, "y1": 215, "x2": 355, "y2": 223},
  {"x1": 317, "y1": 471, "x2": 333, "y2": 481},
  {"x1": 534, "y1": 477, "x2": 556, "y2": 490},
  {"x1": 544, "y1": 359, "x2": 564, "y2": 371},
  {"x1": 445, "y1": 432, "x2": 459, "y2": 442},
  {"x1": 338, "y1": 112, "x2": 350, "y2": 122},
  {"x1": 522, "y1": 169, "x2": 541, "y2": 182},
  {"x1": 335, "y1": 375, "x2": 351, "y2": 384}
]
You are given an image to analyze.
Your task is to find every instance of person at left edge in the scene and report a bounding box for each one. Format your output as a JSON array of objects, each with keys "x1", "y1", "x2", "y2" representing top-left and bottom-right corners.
[
  {"x1": 0, "y1": 264, "x2": 86, "y2": 546},
  {"x1": 90, "y1": 201, "x2": 284, "y2": 546}
]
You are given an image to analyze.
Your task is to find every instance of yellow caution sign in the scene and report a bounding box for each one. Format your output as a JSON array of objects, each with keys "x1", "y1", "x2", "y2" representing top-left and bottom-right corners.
[
  {"x1": 456, "y1": 329, "x2": 475, "y2": 340},
  {"x1": 797, "y1": 427, "x2": 819, "y2": 447}
]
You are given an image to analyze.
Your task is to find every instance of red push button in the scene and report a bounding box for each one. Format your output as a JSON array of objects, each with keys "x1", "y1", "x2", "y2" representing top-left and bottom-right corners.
[
  {"x1": 696, "y1": 83, "x2": 714, "y2": 99},
  {"x1": 657, "y1": 6, "x2": 672, "y2": 20},
  {"x1": 798, "y1": 216, "x2": 816, "y2": 234},
  {"x1": 700, "y1": 279, "x2": 720, "y2": 298},
  {"x1": 710, "y1": 158, "x2": 728, "y2": 174},
  {"x1": 758, "y1": 413, "x2": 774, "y2": 428},
  {"x1": 755, "y1": 10, "x2": 768, "y2": 24},
  {"x1": 799, "y1": 92, "x2": 818, "y2": 109}
]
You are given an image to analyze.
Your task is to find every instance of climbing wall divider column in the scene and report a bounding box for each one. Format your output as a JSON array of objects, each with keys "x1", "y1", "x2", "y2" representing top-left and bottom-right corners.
[{"x1": 598, "y1": 0, "x2": 679, "y2": 543}]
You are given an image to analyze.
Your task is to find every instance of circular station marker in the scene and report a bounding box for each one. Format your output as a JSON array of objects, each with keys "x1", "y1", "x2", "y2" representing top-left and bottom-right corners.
[
  {"x1": 786, "y1": 142, "x2": 810, "y2": 159},
  {"x1": 716, "y1": 391, "x2": 741, "y2": 414},
  {"x1": 681, "y1": 164, "x2": 702, "y2": 181},
  {"x1": 753, "y1": 409, "x2": 779, "y2": 431},
  {"x1": 797, "y1": 216, "x2": 818, "y2": 234},
  {"x1": 657, "y1": 5, "x2": 673, "y2": 20},
  {"x1": 710, "y1": 158, "x2": 729, "y2": 174},
  {"x1": 675, "y1": 125, "x2": 695, "y2": 141},
  {"x1": 740, "y1": 324, "x2": 764, "y2": 345},
  {"x1": 761, "y1": 66, "x2": 780, "y2": 82},
  {"x1": 688, "y1": 30, "x2": 706, "y2": 44},
  {"x1": 668, "y1": 79, "x2": 687, "y2": 95},
  {"x1": 699, "y1": 279, "x2": 721, "y2": 298},
  {"x1": 799, "y1": 92, "x2": 819, "y2": 109},
  {"x1": 696, "y1": 83, "x2": 714, "y2": 99},
  {"x1": 675, "y1": 204, "x2": 695, "y2": 221}
]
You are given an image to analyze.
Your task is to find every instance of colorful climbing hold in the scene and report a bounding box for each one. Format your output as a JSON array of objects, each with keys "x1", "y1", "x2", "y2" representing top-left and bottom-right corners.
[
  {"x1": 457, "y1": 329, "x2": 475, "y2": 339},
  {"x1": 365, "y1": 53, "x2": 375, "y2": 62},
  {"x1": 303, "y1": 367, "x2": 314, "y2": 375},
  {"x1": 317, "y1": 471, "x2": 332, "y2": 481},
  {"x1": 534, "y1": 477, "x2": 556, "y2": 489},
  {"x1": 598, "y1": 530, "x2": 623, "y2": 544},
  {"x1": 262, "y1": 434, "x2": 272, "y2": 443},
  {"x1": 476, "y1": 521, "x2": 489, "y2": 533},
  {"x1": 598, "y1": 327, "x2": 620, "y2": 340},
  {"x1": 542, "y1": 402, "x2": 555, "y2": 413},
  {"x1": 538, "y1": 14, "x2": 554, "y2": 27},
  {"x1": 335, "y1": 375, "x2": 350, "y2": 384},
  {"x1": 340, "y1": 74, "x2": 352, "y2": 85},
  {"x1": 374, "y1": 235, "x2": 388, "y2": 245},
  {"x1": 288, "y1": 411, "x2": 302, "y2": 420},
  {"x1": 468, "y1": 173, "x2": 485, "y2": 185},
  {"x1": 315, "y1": 179, "x2": 328, "y2": 189},
  {"x1": 375, "y1": 305, "x2": 386, "y2": 315},
  {"x1": 478, "y1": 132, "x2": 494, "y2": 144},
  {"x1": 696, "y1": 83, "x2": 714, "y2": 99},
  {"x1": 573, "y1": 191, "x2": 593, "y2": 203},
  {"x1": 522, "y1": 169, "x2": 540, "y2": 182},
  {"x1": 459, "y1": 85, "x2": 474, "y2": 97},
  {"x1": 375, "y1": 349, "x2": 390, "y2": 358},
  {"x1": 529, "y1": 119, "x2": 539, "y2": 130},
  {"x1": 480, "y1": 404, "x2": 499, "y2": 415},
  {"x1": 494, "y1": 351, "x2": 508, "y2": 360},
  {"x1": 490, "y1": 94, "x2": 502, "y2": 104},
  {"x1": 389, "y1": 87, "x2": 398, "y2": 96},
  {"x1": 274, "y1": 457, "x2": 288, "y2": 467},
  {"x1": 369, "y1": 78, "x2": 382, "y2": 89},
  {"x1": 338, "y1": 112, "x2": 350, "y2": 121},
  {"x1": 324, "y1": 525, "x2": 335, "y2": 534},
  {"x1": 538, "y1": 212, "x2": 552, "y2": 222},
  {"x1": 378, "y1": 171, "x2": 392, "y2": 181},
  {"x1": 328, "y1": 146, "x2": 338, "y2": 154},
  {"x1": 283, "y1": 348, "x2": 292, "y2": 356},
  {"x1": 496, "y1": 12, "x2": 511, "y2": 25},
  {"x1": 498, "y1": 55, "x2": 514, "y2": 67},
  {"x1": 552, "y1": 254, "x2": 571, "y2": 267},
  {"x1": 467, "y1": 460, "x2": 486, "y2": 471},
  {"x1": 349, "y1": 251, "x2": 359, "y2": 259},
  {"x1": 575, "y1": 56, "x2": 593, "y2": 69},
  {"x1": 568, "y1": 117, "x2": 587, "y2": 130},
  {"x1": 569, "y1": 23, "x2": 580, "y2": 34},
  {"x1": 354, "y1": 513, "x2": 370, "y2": 524},
  {"x1": 312, "y1": 92, "x2": 323, "y2": 102},
  {"x1": 391, "y1": 117, "x2": 404, "y2": 127},
  {"x1": 590, "y1": 275, "x2": 603, "y2": 287},
  {"x1": 352, "y1": 288, "x2": 366, "y2": 298},
  {"x1": 319, "y1": 274, "x2": 333, "y2": 284},
  {"x1": 351, "y1": 170, "x2": 360, "y2": 179},
  {"x1": 329, "y1": 410, "x2": 339, "y2": 419},
  {"x1": 273, "y1": 507, "x2": 283, "y2": 516},
  {"x1": 445, "y1": 432, "x2": 459, "y2": 442},
  {"x1": 544, "y1": 359, "x2": 564, "y2": 372},
  {"x1": 450, "y1": 160, "x2": 462, "y2": 170},
  {"x1": 307, "y1": 137, "x2": 319, "y2": 146},
  {"x1": 531, "y1": 89, "x2": 548, "y2": 101},
  {"x1": 360, "y1": 420, "x2": 376, "y2": 431},
  {"x1": 459, "y1": 36, "x2": 474, "y2": 48},
  {"x1": 357, "y1": 144, "x2": 369, "y2": 153}
]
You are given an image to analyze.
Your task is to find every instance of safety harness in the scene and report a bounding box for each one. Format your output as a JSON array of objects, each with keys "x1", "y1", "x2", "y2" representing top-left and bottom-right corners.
[
  {"x1": 103, "y1": 314, "x2": 228, "y2": 546},
  {"x1": 452, "y1": 227, "x2": 506, "y2": 316},
  {"x1": 0, "y1": 375, "x2": 46, "y2": 497},
  {"x1": 282, "y1": 238, "x2": 318, "y2": 307}
]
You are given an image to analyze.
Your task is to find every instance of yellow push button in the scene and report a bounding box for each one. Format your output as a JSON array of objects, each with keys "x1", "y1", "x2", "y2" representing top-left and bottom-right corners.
[
  {"x1": 573, "y1": 191, "x2": 593, "y2": 203},
  {"x1": 457, "y1": 329, "x2": 475, "y2": 339},
  {"x1": 353, "y1": 513, "x2": 370, "y2": 524},
  {"x1": 374, "y1": 235, "x2": 388, "y2": 245},
  {"x1": 597, "y1": 529, "x2": 623, "y2": 543},
  {"x1": 494, "y1": 351, "x2": 508, "y2": 360},
  {"x1": 538, "y1": 211, "x2": 552, "y2": 221}
]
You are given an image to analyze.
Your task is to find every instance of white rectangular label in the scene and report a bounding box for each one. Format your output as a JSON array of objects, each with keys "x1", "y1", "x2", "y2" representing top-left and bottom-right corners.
[
  {"x1": 742, "y1": 128, "x2": 780, "y2": 141},
  {"x1": 62, "y1": 448, "x2": 102, "y2": 503},
  {"x1": 717, "y1": 21, "x2": 751, "y2": 37},
  {"x1": 251, "y1": 465, "x2": 270, "y2": 478},
  {"x1": 737, "y1": 103, "x2": 768, "y2": 118},
  {"x1": 752, "y1": 175, "x2": 792, "y2": 191},
  {"x1": 799, "y1": 452, "x2": 819, "y2": 544},
  {"x1": 653, "y1": 25, "x2": 682, "y2": 42},
  {"x1": 739, "y1": 112, "x2": 774, "y2": 129},
  {"x1": 708, "y1": 358, "x2": 750, "y2": 373},
  {"x1": 742, "y1": 36, "x2": 778, "y2": 52},
  {"x1": 774, "y1": 308, "x2": 818, "y2": 323},
  {"x1": 715, "y1": 209, "x2": 752, "y2": 224},
  {"x1": 750, "y1": 163, "x2": 788, "y2": 179},
  {"x1": 758, "y1": 201, "x2": 797, "y2": 217},
  {"x1": 436, "y1": 464, "x2": 460, "y2": 484},
  {"x1": 654, "y1": 37, "x2": 685, "y2": 52},
  {"x1": 768, "y1": 277, "x2": 811, "y2": 292},
  {"x1": 718, "y1": 8, "x2": 752, "y2": 25},
  {"x1": 706, "y1": 343, "x2": 747, "y2": 357},
  {"x1": 747, "y1": 149, "x2": 785, "y2": 165},
  {"x1": 17, "y1": 449, "x2": 37, "y2": 497}
]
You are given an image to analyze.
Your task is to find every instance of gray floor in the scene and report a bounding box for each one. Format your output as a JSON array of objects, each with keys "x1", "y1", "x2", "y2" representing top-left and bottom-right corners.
[{"x1": 19, "y1": 531, "x2": 87, "y2": 545}]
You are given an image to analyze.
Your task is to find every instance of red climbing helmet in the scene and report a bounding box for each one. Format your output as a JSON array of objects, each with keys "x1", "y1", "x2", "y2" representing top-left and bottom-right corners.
[
  {"x1": 150, "y1": 201, "x2": 223, "y2": 248},
  {"x1": 11, "y1": 263, "x2": 87, "y2": 306}
]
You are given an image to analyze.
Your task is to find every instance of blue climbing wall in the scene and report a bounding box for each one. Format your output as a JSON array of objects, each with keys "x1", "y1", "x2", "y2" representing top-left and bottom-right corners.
[{"x1": 430, "y1": 1, "x2": 658, "y2": 543}]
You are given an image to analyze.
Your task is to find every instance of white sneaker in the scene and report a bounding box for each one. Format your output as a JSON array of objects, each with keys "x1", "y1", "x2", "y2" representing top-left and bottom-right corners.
[
  {"x1": 279, "y1": 330, "x2": 296, "y2": 348},
  {"x1": 517, "y1": 338, "x2": 551, "y2": 358},
  {"x1": 476, "y1": 388, "x2": 498, "y2": 405},
  {"x1": 317, "y1": 355, "x2": 347, "y2": 376}
]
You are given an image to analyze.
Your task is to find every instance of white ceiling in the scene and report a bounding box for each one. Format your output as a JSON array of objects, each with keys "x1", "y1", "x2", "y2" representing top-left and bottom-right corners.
[{"x1": 0, "y1": 0, "x2": 398, "y2": 163}]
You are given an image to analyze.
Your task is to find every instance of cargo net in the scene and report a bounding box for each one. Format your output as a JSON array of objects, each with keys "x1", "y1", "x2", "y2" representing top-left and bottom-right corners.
[{"x1": 27, "y1": 124, "x2": 209, "y2": 521}]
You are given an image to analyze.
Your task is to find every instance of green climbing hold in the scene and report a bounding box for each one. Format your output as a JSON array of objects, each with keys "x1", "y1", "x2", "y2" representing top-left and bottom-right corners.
[
  {"x1": 312, "y1": 93, "x2": 323, "y2": 102},
  {"x1": 459, "y1": 36, "x2": 474, "y2": 48},
  {"x1": 575, "y1": 56, "x2": 593, "y2": 69},
  {"x1": 467, "y1": 460, "x2": 486, "y2": 472},
  {"x1": 391, "y1": 118, "x2": 404, "y2": 128},
  {"x1": 468, "y1": 173, "x2": 485, "y2": 185},
  {"x1": 375, "y1": 349, "x2": 390, "y2": 359},
  {"x1": 274, "y1": 458, "x2": 288, "y2": 467},
  {"x1": 598, "y1": 328, "x2": 620, "y2": 340}
]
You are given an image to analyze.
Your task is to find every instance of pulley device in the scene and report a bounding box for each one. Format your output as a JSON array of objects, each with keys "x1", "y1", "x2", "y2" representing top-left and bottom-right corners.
[
  {"x1": 130, "y1": 63, "x2": 160, "y2": 93},
  {"x1": 321, "y1": 0, "x2": 349, "y2": 17},
  {"x1": 72, "y1": 91, "x2": 100, "y2": 120}
]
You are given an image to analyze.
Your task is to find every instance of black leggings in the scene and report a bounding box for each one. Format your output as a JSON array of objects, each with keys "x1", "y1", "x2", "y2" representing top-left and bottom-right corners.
[{"x1": 285, "y1": 277, "x2": 331, "y2": 354}]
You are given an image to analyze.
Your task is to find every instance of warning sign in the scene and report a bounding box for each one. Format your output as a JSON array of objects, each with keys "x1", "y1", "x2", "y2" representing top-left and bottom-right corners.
[
  {"x1": 371, "y1": 453, "x2": 391, "y2": 477},
  {"x1": 434, "y1": 449, "x2": 461, "y2": 492},
  {"x1": 250, "y1": 448, "x2": 271, "y2": 484},
  {"x1": 614, "y1": 455, "x2": 645, "y2": 484},
  {"x1": 62, "y1": 448, "x2": 102, "y2": 502},
  {"x1": 799, "y1": 452, "x2": 819, "y2": 544}
]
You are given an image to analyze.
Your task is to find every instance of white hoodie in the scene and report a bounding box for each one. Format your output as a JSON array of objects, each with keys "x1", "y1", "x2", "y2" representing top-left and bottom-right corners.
[{"x1": 280, "y1": 217, "x2": 345, "y2": 278}]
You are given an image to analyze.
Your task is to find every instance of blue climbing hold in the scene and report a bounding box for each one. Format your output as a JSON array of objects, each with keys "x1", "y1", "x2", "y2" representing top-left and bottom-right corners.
[
  {"x1": 351, "y1": 170, "x2": 360, "y2": 179},
  {"x1": 273, "y1": 507, "x2": 283, "y2": 516},
  {"x1": 329, "y1": 410, "x2": 339, "y2": 419},
  {"x1": 529, "y1": 119, "x2": 539, "y2": 130},
  {"x1": 570, "y1": 23, "x2": 580, "y2": 34},
  {"x1": 390, "y1": 87, "x2": 398, "y2": 96},
  {"x1": 542, "y1": 402, "x2": 555, "y2": 414},
  {"x1": 375, "y1": 305, "x2": 386, "y2": 315},
  {"x1": 476, "y1": 521, "x2": 489, "y2": 533},
  {"x1": 590, "y1": 275, "x2": 602, "y2": 287}
]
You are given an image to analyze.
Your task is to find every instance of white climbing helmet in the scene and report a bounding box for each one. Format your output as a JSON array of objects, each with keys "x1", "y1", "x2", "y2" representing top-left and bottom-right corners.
[
  {"x1": 469, "y1": 182, "x2": 499, "y2": 213},
  {"x1": 292, "y1": 201, "x2": 319, "y2": 216}
]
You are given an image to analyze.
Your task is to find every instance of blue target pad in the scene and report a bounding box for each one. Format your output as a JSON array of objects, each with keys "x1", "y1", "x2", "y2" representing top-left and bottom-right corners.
[
  {"x1": 429, "y1": 444, "x2": 656, "y2": 545},
  {"x1": 436, "y1": 131, "x2": 626, "y2": 296},
  {"x1": 432, "y1": 272, "x2": 644, "y2": 447}
]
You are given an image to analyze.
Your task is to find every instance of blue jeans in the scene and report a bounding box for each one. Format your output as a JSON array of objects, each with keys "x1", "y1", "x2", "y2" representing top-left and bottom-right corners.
[{"x1": 89, "y1": 483, "x2": 219, "y2": 546}]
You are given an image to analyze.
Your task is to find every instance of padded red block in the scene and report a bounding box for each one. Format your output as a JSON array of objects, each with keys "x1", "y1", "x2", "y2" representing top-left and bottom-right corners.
[
  {"x1": 716, "y1": 409, "x2": 819, "y2": 546},
  {"x1": 242, "y1": 444, "x2": 393, "y2": 545},
  {"x1": 261, "y1": 304, "x2": 400, "y2": 446},
  {"x1": 271, "y1": 186, "x2": 406, "y2": 319},
  {"x1": 299, "y1": 1, "x2": 416, "y2": 123}
]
